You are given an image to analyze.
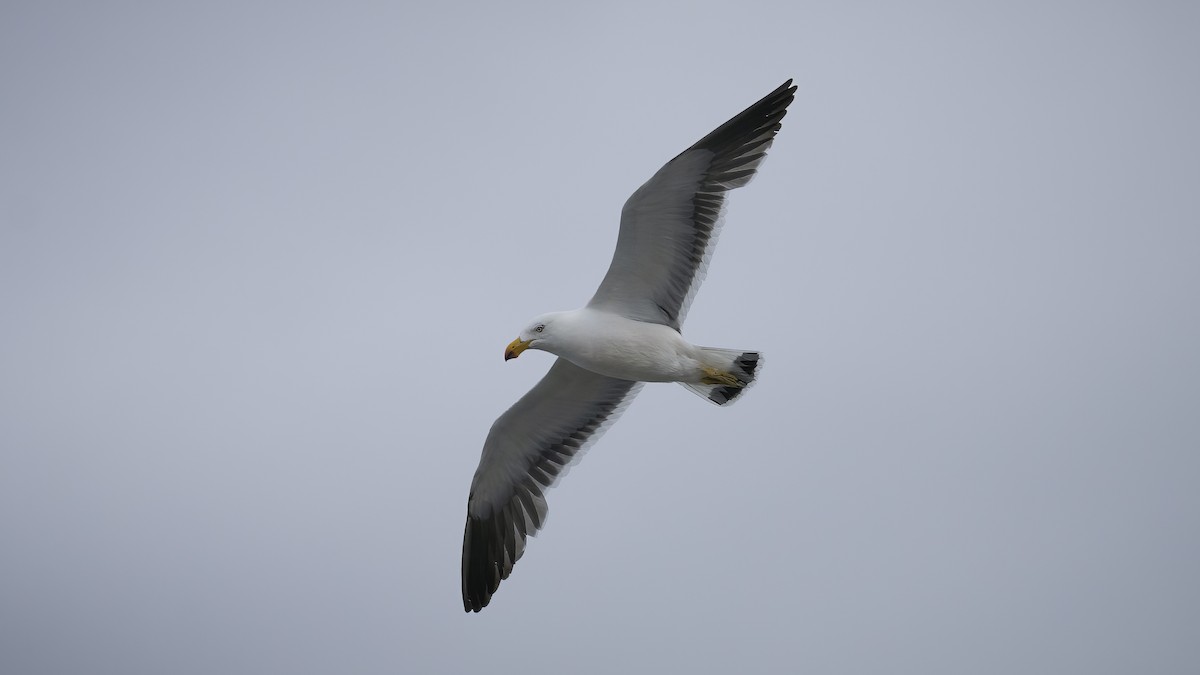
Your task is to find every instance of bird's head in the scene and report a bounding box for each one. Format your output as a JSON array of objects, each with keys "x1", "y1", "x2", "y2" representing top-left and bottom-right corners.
[{"x1": 505, "y1": 314, "x2": 560, "y2": 361}]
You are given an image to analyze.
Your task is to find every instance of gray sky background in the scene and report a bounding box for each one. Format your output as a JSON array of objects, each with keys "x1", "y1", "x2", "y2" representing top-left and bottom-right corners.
[{"x1": 2, "y1": 2, "x2": 1198, "y2": 673}]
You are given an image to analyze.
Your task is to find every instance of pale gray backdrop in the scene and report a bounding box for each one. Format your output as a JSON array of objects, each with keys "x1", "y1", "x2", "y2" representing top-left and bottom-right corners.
[{"x1": 2, "y1": 1, "x2": 1198, "y2": 673}]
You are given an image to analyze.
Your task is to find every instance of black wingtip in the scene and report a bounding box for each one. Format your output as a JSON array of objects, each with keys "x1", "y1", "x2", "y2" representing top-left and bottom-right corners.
[
  {"x1": 689, "y1": 79, "x2": 797, "y2": 155},
  {"x1": 462, "y1": 515, "x2": 499, "y2": 612}
]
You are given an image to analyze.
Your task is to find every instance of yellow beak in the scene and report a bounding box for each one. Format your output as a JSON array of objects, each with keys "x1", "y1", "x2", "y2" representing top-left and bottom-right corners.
[{"x1": 505, "y1": 337, "x2": 532, "y2": 361}]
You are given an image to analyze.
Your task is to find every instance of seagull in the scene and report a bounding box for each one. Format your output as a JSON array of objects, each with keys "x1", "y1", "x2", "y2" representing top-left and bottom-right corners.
[{"x1": 462, "y1": 80, "x2": 796, "y2": 612}]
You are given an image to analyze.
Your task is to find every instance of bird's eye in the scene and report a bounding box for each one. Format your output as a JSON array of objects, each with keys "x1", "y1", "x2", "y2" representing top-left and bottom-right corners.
[{"x1": 535, "y1": 324, "x2": 545, "y2": 333}]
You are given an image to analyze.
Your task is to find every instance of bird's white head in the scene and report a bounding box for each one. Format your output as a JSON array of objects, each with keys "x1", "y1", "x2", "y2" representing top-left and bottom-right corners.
[{"x1": 504, "y1": 313, "x2": 563, "y2": 361}]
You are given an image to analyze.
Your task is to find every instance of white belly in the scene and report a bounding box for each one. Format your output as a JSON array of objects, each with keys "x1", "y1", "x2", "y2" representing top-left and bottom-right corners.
[{"x1": 557, "y1": 312, "x2": 700, "y2": 383}]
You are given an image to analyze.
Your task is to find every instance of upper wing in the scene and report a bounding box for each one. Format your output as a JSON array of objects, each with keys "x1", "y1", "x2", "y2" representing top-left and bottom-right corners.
[
  {"x1": 587, "y1": 80, "x2": 796, "y2": 329},
  {"x1": 462, "y1": 358, "x2": 642, "y2": 612}
]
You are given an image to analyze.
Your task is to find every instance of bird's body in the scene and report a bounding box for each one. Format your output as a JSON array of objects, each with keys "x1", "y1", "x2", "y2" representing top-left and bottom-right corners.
[
  {"x1": 462, "y1": 80, "x2": 796, "y2": 611},
  {"x1": 516, "y1": 309, "x2": 704, "y2": 383}
]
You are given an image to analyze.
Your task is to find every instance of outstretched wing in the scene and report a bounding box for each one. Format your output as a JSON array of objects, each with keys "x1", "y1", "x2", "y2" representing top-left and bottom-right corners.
[
  {"x1": 462, "y1": 358, "x2": 642, "y2": 612},
  {"x1": 587, "y1": 80, "x2": 796, "y2": 329}
]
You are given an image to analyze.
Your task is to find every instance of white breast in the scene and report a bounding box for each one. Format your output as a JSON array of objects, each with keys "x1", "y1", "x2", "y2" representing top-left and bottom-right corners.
[{"x1": 554, "y1": 309, "x2": 700, "y2": 383}]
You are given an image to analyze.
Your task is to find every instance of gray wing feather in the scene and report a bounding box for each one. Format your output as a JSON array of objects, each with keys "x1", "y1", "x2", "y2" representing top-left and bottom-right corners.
[
  {"x1": 462, "y1": 358, "x2": 642, "y2": 612},
  {"x1": 588, "y1": 80, "x2": 796, "y2": 329}
]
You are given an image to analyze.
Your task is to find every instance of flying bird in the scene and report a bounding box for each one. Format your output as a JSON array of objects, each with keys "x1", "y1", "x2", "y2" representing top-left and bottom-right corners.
[{"x1": 462, "y1": 80, "x2": 796, "y2": 612}]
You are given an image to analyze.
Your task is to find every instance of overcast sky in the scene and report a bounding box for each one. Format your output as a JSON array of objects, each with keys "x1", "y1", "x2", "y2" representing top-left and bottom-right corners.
[{"x1": 2, "y1": 2, "x2": 1198, "y2": 674}]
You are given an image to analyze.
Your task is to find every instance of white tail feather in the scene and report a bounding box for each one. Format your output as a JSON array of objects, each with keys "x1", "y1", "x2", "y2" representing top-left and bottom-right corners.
[{"x1": 679, "y1": 349, "x2": 763, "y2": 406}]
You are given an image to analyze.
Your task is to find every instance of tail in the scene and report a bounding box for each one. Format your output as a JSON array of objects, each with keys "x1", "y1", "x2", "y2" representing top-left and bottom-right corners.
[{"x1": 680, "y1": 349, "x2": 763, "y2": 406}]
